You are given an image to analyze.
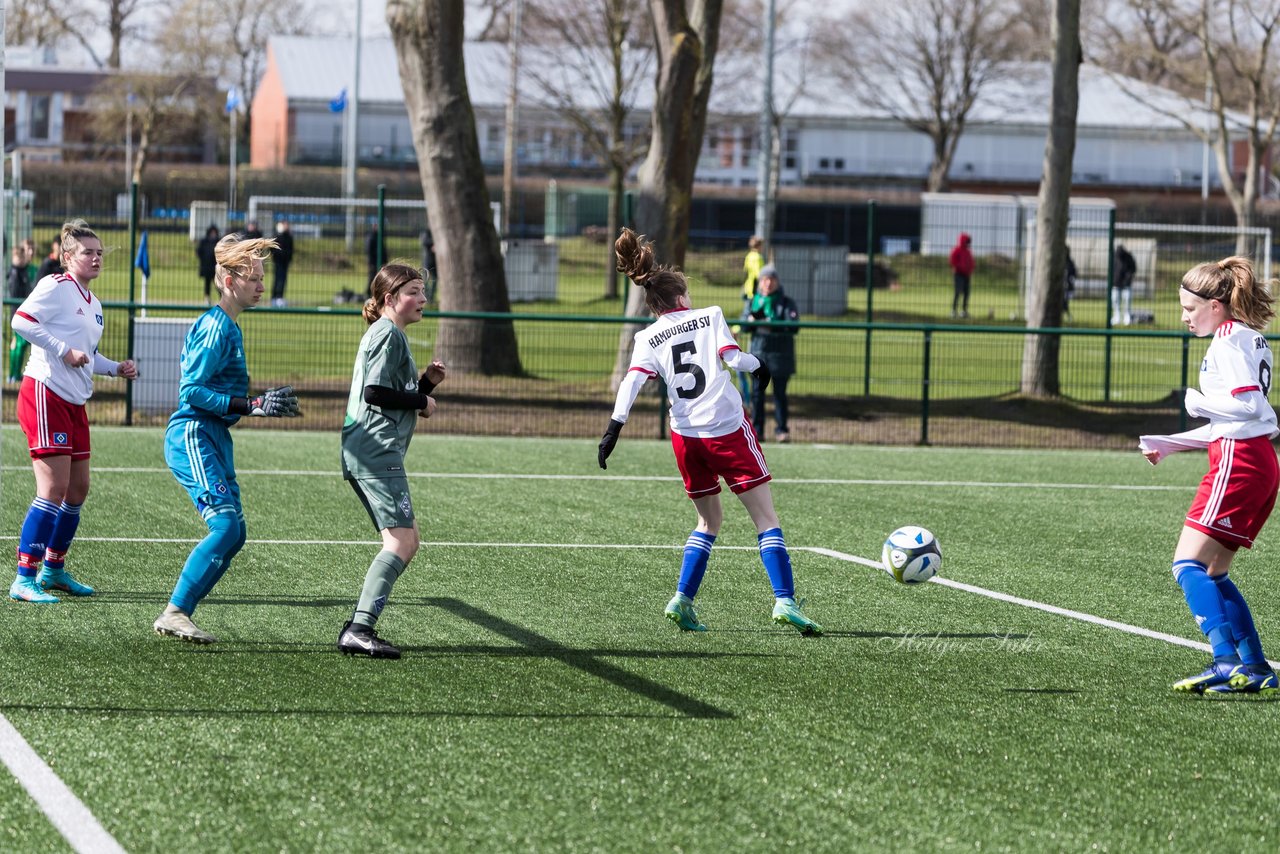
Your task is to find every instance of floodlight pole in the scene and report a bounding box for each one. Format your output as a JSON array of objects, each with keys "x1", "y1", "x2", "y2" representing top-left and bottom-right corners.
[
  {"x1": 753, "y1": 0, "x2": 777, "y2": 253},
  {"x1": 502, "y1": 0, "x2": 524, "y2": 239},
  {"x1": 344, "y1": 0, "x2": 363, "y2": 250},
  {"x1": 1201, "y1": 78, "x2": 1212, "y2": 226}
]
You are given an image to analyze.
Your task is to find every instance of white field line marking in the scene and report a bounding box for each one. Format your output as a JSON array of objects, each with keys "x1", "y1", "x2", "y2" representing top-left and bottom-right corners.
[
  {"x1": 806, "y1": 547, "x2": 1280, "y2": 671},
  {"x1": 1, "y1": 534, "x2": 1260, "y2": 666},
  {"x1": 0, "y1": 716, "x2": 127, "y2": 854},
  {"x1": 0, "y1": 465, "x2": 1191, "y2": 491}
]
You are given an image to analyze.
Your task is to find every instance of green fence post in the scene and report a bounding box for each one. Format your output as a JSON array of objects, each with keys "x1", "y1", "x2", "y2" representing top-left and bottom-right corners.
[
  {"x1": 864, "y1": 199, "x2": 876, "y2": 397},
  {"x1": 920, "y1": 328, "x2": 932, "y2": 446},
  {"x1": 125, "y1": 182, "x2": 139, "y2": 426},
  {"x1": 377, "y1": 184, "x2": 387, "y2": 268},
  {"x1": 1104, "y1": 208, "x2": 1116, "y2": 402},
  {"x1": 658, "y1": 380, "x2": 669, "y2": 441},
  {"x1": 1179, "y1": 334, "x2": 1190, "y2": 433}
]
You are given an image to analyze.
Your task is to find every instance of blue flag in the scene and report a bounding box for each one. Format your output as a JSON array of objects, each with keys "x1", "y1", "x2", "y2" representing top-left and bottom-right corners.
[
  {"x1": 329, "y1": 87, "x2": 347, "y2": 113},
  {"x1": 225, "y1": 87, "x2": 241, "y2": 114},
  {"x1": 134, "y1": 231, "x2": 151, "y2": 278}
]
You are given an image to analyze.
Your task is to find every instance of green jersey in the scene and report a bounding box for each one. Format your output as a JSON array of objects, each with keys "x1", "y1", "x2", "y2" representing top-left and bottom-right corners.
[{"x1": 341, "y1": 317, "x2": 420, "y2": 479}]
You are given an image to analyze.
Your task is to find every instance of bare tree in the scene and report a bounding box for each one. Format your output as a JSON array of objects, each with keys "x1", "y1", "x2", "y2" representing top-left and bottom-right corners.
[
  {"x1": 6, "y1": 0, "x2": 76, "y2": 48},
  {"x1": 92, "y1": 72, "x2": 207, "y2": 184},
  {"x1": 388, "y1": 0, "x2": 522, "y2": 376},
  {"x1": 90, "y1": 1, "x2": 217, "y2": 184},
  {"x1": 521, "y1": 0, "x2": 654, "y2": 299},
  {"x1": 1101, "y1": 0, "x2": 1280, "y2": 244},
  {"x1": 820, "y1": 0, "x2": 1016, "y2": 192},
  {"x1": 611, "y1": 0, "x2": 725, "y2": 386},
  {"x1": 1022, "y1": 0, "x2": 1082, "y2": 396},
  {"x1": 7, "y1": 0, "x2": 181, "y2": 70}
]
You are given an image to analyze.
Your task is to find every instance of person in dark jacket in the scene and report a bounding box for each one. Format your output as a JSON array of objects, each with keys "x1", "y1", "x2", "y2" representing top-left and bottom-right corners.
[
  {"x1": 35, "y1": 236, "x2": 63, "y2": 281},
  {"x1": 196, "y1": 225, "x2": 220, "y2": 302},
  {"x1": 270, "y1": 221, "x2": 295, "y2": 307},
  {"x1": 366, "y1": 227, "x2": 388, "y2": 294},
  {"x1": 1113, "y1": 243, "x2": 1137, "y2": 326},
  {"x1": 743, "y1": 265, "x2": 799, "y2": 443}
]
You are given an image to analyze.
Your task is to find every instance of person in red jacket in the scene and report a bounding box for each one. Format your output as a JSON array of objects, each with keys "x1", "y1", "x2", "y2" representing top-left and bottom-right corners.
[{"x1": 949, "y1": 232, "x2": 975, "y2": 318}]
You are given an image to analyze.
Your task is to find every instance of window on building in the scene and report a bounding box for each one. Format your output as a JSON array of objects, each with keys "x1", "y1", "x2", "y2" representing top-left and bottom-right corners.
[
  {"x1": 29, "y1": 95, "x2": 51, "y2": 140},
  {"x1": 784, "y1": 134, "x2": 797, "y2": 170},
  {"x1": 739, "y1": 134, "x2": 753, "y2": 168}
]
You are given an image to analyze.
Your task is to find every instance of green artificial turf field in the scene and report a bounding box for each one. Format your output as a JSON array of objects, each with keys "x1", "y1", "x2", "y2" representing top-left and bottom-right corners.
[{"x1": 1, "y1": 427, "x2": 1277, "y2": 852}]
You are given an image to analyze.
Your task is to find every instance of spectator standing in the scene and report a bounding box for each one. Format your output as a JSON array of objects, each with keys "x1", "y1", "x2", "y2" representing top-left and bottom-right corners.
[
  {"x1": 196, "y1": 225, "x2": 221, "y2": 303},
  {"x1": 36, "y1": 236, "x2": 63, "y2": 281},
  {"x1": 419, "y1": 229, "x2": 437, "y2": 302},
  {"x1": 1113, "y1": 243, "x2": 1137, "y2": 326},
  {"x1": 1063, "y1": 247, "x2": 1078, "y2": 320},
  {"x1": 949, "y1": 232, "x2": 975, "y2": 318},
  {"x1": 7, "y1": 240, "x2": 35, "y2": 382},
  {"x1": 366, "y1": 226, "x2": 388, "y2": 293},
  {"x1": 270, "y1": 221, "x2": 295, "y2": 307},
  {"x1": 736, "y1": 236, "x2": 765, "y2": 401},
  {"x1": 744, "y1": 264, "x2": 799, "y2": 443}
]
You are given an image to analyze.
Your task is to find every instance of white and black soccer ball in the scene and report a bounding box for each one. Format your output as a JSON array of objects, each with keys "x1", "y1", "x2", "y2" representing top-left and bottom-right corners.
[{"x1": 881, "y1": 526, "x2": 941, "y2": 584}]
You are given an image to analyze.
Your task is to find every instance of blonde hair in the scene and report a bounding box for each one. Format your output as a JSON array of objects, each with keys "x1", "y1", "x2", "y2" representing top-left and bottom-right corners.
[
  {"x1": 363, "y1": 262, "x2": 425, "y2": 324},
  {"x1": 59, "y1": 219, "x2": 100, "y2": 265},
  {"x1": 615, "y1": 228, "x2": 688, "y2": 314},
  {"x1": 214, "y1": 233, "x2": 277, "y2": 296},
  {"x1": 1181, "y1": 255, "x2": 1276, "y2": 331}
]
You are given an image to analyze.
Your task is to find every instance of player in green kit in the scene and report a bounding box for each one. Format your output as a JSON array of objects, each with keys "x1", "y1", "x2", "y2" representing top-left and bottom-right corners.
[{"x1": 339, "y1": 263, "x2": 445, "y2": 659}]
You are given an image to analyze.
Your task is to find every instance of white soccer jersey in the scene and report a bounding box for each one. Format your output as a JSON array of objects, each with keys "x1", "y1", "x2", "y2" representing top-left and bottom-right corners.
[
  {"x1": 12, "y1": 273, "x2": 108, "y2": 405},
  {"x1": 622, "y1": 306, "x2": 748, "y2": 438},
  {"x1": 1198, "y1": 319, "x2": 1277, "y2": 440}
]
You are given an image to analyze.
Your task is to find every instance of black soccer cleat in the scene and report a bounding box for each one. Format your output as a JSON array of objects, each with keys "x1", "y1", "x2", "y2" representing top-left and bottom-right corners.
[{"x1": 337, "y1": 620, "x2": 402, "y2": 660}]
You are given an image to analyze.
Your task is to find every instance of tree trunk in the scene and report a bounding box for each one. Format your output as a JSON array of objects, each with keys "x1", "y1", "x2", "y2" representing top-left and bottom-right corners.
[
  {"x1": 1020, "y1": 0, "x2": 1080, "y2": 397},
  {"x1": 388, "y1": 0, "x2": 522, "y2": 376},
  {"x1": 605, "y1": 163, "x2": 623, "y2": 300},
  {"x1": 611, "y1": 0, "x2": 723, "y2": 389}
]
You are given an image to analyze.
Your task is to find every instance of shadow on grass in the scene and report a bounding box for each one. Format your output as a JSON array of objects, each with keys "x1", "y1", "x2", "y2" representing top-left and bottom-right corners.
[{"x1": 83, "y1": 592, "x2": 739, "y2": 720}]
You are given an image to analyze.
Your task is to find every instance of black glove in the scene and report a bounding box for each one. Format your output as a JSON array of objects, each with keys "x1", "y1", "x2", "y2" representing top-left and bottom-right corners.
[
  {"x1": 598, "y1": 419, "x2": 624, "y2": 469},
  {"x1": 752, "y1": 363, "x2": 772, "y2": 395},
  {"x1": 248, "y1": 386, "x2": 301, "y2": 417}
]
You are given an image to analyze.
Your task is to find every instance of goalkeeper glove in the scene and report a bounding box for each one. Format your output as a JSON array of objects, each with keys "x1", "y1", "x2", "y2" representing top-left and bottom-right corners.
[
  {"x1": 248, "y1": 386, "x2": 301, "y2": 417},
  {"x1": 598, "y1": 419, "x2": 624, "y2": 469},
  {"x1": 752, "y1": 363, "x2": 772, "y2": 395}
]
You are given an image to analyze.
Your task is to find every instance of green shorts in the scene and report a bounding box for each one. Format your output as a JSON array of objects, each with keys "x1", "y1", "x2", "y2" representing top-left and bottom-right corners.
[{"x1": 347, "y1": 475, "x2": 415, "y2": 532}]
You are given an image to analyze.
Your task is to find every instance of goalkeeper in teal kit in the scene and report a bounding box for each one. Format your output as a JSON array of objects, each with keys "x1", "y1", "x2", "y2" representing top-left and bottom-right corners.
[{"x1": 154, "y1": 234, "x2": 300, "y2": 644}]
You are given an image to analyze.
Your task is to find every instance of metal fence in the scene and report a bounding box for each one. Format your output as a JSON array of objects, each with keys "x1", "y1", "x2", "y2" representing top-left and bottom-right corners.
[
  {"x1": 1, "y1": 303, "x2": 1245, "y2": 450},
  {"x1": 5, "y1": 190, "x2": 1277, "y2": 449}
]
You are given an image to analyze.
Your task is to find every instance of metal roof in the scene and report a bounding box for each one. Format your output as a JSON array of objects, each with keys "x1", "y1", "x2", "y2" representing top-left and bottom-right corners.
[{"x1": 268, "y1": 35, "x2": 1235, "y2": 134}]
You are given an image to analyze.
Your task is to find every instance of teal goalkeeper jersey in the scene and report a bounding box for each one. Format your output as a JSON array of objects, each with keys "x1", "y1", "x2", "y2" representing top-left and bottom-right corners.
[{"x1": 341, "y1": 317, "x2": 420, "y2": 479}]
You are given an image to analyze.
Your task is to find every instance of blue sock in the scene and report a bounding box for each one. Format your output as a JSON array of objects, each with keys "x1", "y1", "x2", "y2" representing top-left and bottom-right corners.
[
  {"x1": 192, "y1": 515, "x2": 245, "y2": 605},
  {"x1": 43, "y1": 501, "x2": 83, "y2": 571},
  {"x1": 16, "y1": 497, "x2": 59, "y2": 579},
  {"x1": 758, "y1": 527, "x2": 794, "y2": 599},
  {"x1": 1173, "y1": 559, "x2": 1239, "y2": 662},
  {"x1": 677, "y1": 531, "x2": 716, "y2": 598},
  {"x1": 171, "y1": 510, "x2": 242, "y2": 615},
  {"x1": 1214, "y1": 574, "x2": 1268, "y2": 669}
]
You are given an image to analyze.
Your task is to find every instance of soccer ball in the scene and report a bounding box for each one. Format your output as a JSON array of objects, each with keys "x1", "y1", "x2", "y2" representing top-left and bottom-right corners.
[{"x1": 881, "y1": 526, "x2": 941, "y2": 584}]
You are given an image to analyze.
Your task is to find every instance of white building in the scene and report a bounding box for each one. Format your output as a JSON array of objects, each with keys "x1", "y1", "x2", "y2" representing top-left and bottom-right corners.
[{"x1": 250, "y1": 36, "x2": 1246, "y2": 192}]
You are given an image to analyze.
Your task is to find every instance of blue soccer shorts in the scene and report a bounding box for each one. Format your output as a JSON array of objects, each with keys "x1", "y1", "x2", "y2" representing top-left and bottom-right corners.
[{"x1": 164, "y1": 418, "x2": 242, "y2": 518}]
